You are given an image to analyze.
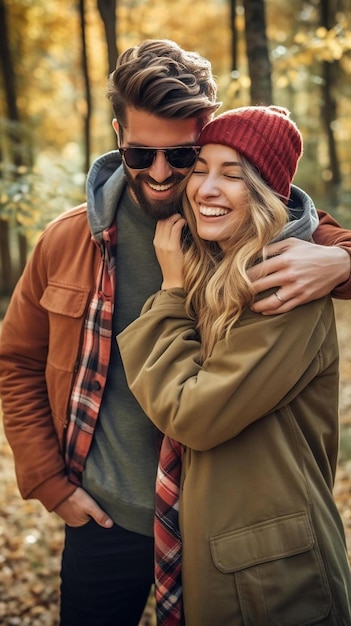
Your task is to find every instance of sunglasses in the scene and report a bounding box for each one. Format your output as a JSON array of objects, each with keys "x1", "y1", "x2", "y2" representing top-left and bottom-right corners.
[{"x1": 119, "y1": 146, "x2": 201, "y2": 170}]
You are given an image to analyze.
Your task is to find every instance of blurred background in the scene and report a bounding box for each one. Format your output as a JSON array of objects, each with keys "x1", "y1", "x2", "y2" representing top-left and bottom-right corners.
[
  {"x1": 0, "y1": 1, "x2": 350, "y2": 624},
  {"x1": 1, "y1": 0, "x2": 351, "y2": 294}
]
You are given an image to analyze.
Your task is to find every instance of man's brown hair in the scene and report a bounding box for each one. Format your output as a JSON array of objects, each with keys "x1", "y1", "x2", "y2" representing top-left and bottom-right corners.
[{"x1": 107, "y1": 39, "x2": 221, "y2": 135}]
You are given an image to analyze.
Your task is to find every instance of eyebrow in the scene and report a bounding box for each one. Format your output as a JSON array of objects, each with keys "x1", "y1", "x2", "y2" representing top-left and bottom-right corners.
[{"x1": 196, "y1": 156, "x2": 241, "y2": 167}]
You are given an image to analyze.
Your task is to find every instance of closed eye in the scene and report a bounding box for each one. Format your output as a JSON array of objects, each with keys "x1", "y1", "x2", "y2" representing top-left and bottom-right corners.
[{"x1": 192, "y1": 169, "x2": 207, "y2": 175}]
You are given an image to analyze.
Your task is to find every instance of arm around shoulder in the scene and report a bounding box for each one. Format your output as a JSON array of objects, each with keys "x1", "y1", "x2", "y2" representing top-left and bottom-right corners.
[{"x1": 315, "y1": 210, "x2": 351, "y2": 299}]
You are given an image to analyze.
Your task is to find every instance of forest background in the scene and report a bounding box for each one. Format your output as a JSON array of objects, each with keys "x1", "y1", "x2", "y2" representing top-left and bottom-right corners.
[
  {"x1": 0, "y1": 0, "x2": 351, "y2": 624},
  {"x1": 1, "y1": 0, "x2": 351, "y2": 293}
]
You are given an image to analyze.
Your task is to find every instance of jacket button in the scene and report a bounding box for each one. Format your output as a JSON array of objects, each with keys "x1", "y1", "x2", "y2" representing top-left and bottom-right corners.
[{"x1": 91, "y1": 380, "x2": 101, "y2": 391}]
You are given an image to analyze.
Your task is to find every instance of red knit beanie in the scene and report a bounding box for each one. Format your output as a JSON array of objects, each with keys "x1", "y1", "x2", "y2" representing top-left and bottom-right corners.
[{"x1": 198, "y1": 105, "x2": 303, "y2": 202}]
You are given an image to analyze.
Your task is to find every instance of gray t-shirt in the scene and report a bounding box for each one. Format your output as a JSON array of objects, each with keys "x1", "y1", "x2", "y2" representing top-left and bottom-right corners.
[{"x1": 82, "y1": 187, "x2": 163, "y2": 536}]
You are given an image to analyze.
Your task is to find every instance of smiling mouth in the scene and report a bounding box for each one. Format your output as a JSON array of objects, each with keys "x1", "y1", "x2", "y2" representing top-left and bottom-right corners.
[
  {"x1": 148, "y1": 182, "x2": 174, "y2": 192},
  {"x1": 199, "y1": 205, "x2": 230, "y2": 216}
]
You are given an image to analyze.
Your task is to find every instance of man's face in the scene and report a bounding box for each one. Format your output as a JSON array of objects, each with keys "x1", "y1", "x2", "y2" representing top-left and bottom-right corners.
[{"x1": 113, "y1": 108, "x2": 201, "y2": 220}]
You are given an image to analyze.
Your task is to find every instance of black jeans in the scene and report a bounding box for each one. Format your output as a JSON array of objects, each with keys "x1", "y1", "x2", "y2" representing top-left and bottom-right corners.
[{"x1": 60, "y1": 520, "x2": 154, "y2": 626}]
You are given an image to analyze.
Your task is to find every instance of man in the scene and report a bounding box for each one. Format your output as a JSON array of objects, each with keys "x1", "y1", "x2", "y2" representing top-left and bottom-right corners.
[{"x1": 0, "y1": 39, "x2": 350, "y2": 626}]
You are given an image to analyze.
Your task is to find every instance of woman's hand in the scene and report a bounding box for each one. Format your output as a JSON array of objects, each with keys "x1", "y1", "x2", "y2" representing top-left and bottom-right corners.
[{"x1": 154, "y1": 214, "x2": 187, "y2": 289}]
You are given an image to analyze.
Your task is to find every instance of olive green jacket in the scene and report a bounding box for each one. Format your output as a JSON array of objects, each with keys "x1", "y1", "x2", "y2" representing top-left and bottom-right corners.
[{"x1": 118, "y1": 290, "x2": 351, "y2": 625}]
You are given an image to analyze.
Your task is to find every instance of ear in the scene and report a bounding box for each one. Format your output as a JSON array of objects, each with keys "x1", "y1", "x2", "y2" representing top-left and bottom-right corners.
[{"x1": 112, "y1": 118, "x2": 119, "y2": 135}]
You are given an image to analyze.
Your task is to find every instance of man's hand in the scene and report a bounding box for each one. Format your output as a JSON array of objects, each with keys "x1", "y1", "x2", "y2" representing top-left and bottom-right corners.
[
  {"x1": 154, "y1": 214, "x2": 186, "y2": 289},
  {"x1": 54, "y1": 487, "x2": 114, "y2": 528},
  {"x1": 249, "y1": 238, "x2": 351, "y2": 315}
]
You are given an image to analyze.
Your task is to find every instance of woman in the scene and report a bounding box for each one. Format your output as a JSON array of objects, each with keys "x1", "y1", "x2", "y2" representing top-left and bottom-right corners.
[{"x1": 118, "y1": 106, "x2": 351, "y2": 625}]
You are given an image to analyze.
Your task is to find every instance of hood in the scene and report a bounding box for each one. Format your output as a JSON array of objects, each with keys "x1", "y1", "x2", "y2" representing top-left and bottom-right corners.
[
  {"x1": 276, "y1": 184, "x2": 319, "y2": 242},
  {"x1": 86, "y1": 150, "x2": 126, "y2": 241}
]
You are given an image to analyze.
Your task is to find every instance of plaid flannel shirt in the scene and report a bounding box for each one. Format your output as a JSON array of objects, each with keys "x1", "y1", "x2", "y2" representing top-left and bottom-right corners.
[
  {"x1": 65, "y1": 220, "x2": 184, "y2": 625},
  {"x1": 155, "y1": 435, "x2": 185, "y2": 625},
  {"x1": 65, "y1": 222, "x2": 117, "y2": 484}
]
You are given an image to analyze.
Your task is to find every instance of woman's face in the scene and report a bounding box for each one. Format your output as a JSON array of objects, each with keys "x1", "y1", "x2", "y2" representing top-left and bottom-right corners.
[{"x1": 186, "y1": 144, "x2": 248, "y2": 248}]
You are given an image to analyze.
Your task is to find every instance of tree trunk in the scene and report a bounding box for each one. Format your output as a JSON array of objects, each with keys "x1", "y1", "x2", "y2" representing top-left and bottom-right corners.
[
  {"x1": 97, "y1": 0, "x2": 118, "y2": 74},
  {"x1": 0, "y1": 220, "x2": 12, "y2": 295},
  {"x1": 229, "y1": 0, "x2": 238, "y2": 76},
  {"x1": 320, "y1": 0, "x2": 341, "y2": 196},
  {"x1": 0, "y1": 0, "x2": 15, "y2": 290},
  {"x1": 79, "y1": 0, "x2": 92, "y2": 173},
  {"x1": 0, "y1": 0, "x2": 19, "y2": 124},
  {"x1": 243, "y1": 0, "x2": 272, "y2": 105}
]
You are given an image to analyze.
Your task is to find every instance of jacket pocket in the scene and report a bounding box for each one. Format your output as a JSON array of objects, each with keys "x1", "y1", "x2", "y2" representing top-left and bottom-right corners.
[
  {"x1": 40, "y1": 283, "x2": 91, "y2": 429},
  {"x1": 40, "y1": 282, "x2": 90, "y2": 319},
  {"x1": 210, "y1": 511, "x2": 331, "y2": 625},
  {"x1": 40, "y1": 283, "x2": 90, "y2": 370}
]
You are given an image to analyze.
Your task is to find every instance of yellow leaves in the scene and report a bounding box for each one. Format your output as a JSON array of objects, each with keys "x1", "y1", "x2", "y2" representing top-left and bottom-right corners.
[
  {"x1": 0, "y1": 156, "x2": 85, "y2": 249},
  {"x1": 294, "y1": 31, "x2": 309, "y2": 46},
  {"x1": 288, "y1": 24, "x2": 351, "y2": 66}
]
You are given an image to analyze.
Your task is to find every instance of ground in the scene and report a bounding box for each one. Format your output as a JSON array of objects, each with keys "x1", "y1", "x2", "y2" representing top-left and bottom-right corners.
[{"x1": 0, "y1": 300, "x2": 350, "y2": 625}]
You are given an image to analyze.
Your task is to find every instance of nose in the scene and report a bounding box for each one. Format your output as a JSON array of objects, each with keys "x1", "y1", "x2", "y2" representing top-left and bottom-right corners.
[
  {"x1": 197, "y1": 173, "x2": 220, "y2": 198},
  {"x1": 148, "y1": 150, "x2": 173, "y2": 182}
]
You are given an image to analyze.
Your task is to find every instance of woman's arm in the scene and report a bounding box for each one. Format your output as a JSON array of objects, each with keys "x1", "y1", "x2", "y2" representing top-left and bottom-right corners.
[{"x1": 118, "y1": 289, "x2": 335, "y2": 450}]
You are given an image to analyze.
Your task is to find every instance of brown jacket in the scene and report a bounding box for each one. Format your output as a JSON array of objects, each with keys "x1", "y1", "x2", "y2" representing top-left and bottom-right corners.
[{"x1": 0, "y1": 205, "x2": 97, "y2": 510}]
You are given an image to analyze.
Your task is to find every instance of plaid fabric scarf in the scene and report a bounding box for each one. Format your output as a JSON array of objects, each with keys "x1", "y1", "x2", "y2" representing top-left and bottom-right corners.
[
  {"x1": 65, "y1": 223, "x2": 117, "y2": 484},
  {"x1": 155, "y1": 435, "x2": 185, "y2": 626}
]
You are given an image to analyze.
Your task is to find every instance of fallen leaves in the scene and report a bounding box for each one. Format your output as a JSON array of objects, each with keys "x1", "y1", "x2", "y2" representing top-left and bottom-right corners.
[{"x1": 0, "y1": 433, "x2": 63, "y2": 625}]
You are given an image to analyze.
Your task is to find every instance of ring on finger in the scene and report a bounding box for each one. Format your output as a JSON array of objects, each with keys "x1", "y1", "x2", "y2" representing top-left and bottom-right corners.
[{"x1": 274, "y1": 291, "x2": 285, "y2": 304}]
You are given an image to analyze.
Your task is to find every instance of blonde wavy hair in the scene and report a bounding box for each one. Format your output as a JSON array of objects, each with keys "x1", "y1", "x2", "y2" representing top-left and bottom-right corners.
[{"x1": 182, "y1": 154, "x2": 289, "y2": 361}]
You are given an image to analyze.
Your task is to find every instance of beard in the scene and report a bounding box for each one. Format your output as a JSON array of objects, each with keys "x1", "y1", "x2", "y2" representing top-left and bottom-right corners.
[{"x1": 124, "y1": 167, "x2": 185, "y2": 220}]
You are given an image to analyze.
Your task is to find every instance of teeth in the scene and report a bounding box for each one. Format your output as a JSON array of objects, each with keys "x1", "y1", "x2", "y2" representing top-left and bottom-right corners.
[
  {"x1": 149, "y1": 183, "x2": 173, "y2": 191},
  {"x1": 200, "y1": 205, "x2": 230, "y2": 217}
]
